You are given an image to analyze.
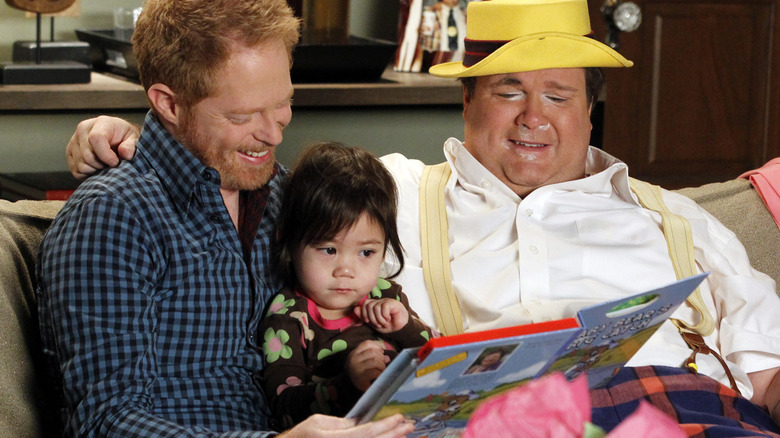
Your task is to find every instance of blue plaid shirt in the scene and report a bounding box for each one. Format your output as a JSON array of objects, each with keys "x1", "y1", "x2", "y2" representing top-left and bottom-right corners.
[{"x1": 37, "y1": 112, "x2": 286, "y2": 437}]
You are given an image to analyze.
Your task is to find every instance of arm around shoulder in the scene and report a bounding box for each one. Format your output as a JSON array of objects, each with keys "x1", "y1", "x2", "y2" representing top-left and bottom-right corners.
[{"x1": 67, "y1": 116, "x2": 140, "y2": 180}]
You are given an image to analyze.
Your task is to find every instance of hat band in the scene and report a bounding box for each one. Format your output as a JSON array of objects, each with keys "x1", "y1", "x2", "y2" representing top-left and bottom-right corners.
[
  {"x1": 463, "y1": 39, "x2": 508, "y2": 68},
  {"x1": 462, "y1": 32, "x2": 597, "y2": 68}
]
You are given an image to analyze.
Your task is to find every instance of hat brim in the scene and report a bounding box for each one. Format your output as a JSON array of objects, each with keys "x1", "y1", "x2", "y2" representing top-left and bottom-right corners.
[{"x1": 429, "y1": 32, "x2": 633, "y2": 78}]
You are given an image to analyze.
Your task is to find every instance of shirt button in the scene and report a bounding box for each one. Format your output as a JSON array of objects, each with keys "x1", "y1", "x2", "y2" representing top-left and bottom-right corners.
[
  {"x1": 210, "y1": 214, "x2": 221, "y2": 222},
  {"x1": 525, "y1": 208, "x2": 534, "y2": 217},
  {"x1": 202, "y1": 171, "x2": 212, "y2": 181},
  {"x1": 480, "y1": 180, "x2": 491, "y2": 188},
  {"x1": 528, "y1": 245, "x2": 539, "y2": 254}
]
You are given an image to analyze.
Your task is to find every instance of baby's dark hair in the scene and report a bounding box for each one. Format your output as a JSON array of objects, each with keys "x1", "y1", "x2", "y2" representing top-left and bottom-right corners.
[{"x1": 276, "y1": 142, "x2": 404, "y2": 290}]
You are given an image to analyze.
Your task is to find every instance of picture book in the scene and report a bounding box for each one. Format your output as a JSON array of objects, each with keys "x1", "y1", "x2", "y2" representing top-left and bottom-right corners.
[{"x1": 346, "y1": 273, "x2": 708, "y2": 437}]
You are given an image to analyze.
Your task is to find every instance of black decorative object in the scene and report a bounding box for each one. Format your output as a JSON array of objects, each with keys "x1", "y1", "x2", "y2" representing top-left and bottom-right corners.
[
  {"x1": 76, "y1": 29, "x2": 396, "y2": 84},
  {"x1": 1, "y1": 2, "x2": 90, "y2": 85}
]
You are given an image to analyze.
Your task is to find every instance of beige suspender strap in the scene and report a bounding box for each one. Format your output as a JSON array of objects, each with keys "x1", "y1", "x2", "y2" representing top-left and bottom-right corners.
[
  {"x1": 420, "y1": 162, "x2": 464, "y2": 336},
  {"x1": 630, "y1": 178, "x2": 741, "y2": 393},
  {"x1": 629, "y1": 177, "x2": 715, "y2": 336}
]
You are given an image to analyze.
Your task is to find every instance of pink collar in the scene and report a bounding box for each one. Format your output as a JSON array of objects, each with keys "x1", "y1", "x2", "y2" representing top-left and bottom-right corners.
[{"x1": 298, "y1": 290, "x2": 368, "y2": 330}]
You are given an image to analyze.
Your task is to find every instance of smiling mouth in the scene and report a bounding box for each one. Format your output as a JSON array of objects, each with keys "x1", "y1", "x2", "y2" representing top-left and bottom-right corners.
[
  {"x1": 509, "y1": 139, "x2": 548, "y2": 148},
  {"x1": 244, "y1": 150, "x2": 269, "y2": 158}
]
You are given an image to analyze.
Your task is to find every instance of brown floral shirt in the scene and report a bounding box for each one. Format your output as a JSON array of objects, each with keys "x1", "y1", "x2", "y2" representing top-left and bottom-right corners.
[{"x1": 258, "y1": 278, "x2": 434, "y2": 430}]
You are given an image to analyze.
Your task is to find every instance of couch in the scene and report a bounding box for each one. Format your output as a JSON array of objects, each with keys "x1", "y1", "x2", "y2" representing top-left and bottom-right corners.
[
  {"x1": 2, "y1": 178, "x2": 779, "y2": 437},
  {"x1": 0, "y1": 200, "x2": 63, "y2": 438}
]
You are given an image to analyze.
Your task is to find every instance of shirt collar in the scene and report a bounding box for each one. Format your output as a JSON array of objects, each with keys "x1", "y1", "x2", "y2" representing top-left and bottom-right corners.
[
  {"x1": 442, "y1": 138, "x2": 640, "y2": 206},
  {"x1": 136, "y1": 111, "x2": 216, "y2": 214}
]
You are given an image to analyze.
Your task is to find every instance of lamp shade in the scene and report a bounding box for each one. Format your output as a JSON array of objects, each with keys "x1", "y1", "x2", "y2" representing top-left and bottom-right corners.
[{"x1": 5, "y1": 0, "x2": 77, "y2": 14}]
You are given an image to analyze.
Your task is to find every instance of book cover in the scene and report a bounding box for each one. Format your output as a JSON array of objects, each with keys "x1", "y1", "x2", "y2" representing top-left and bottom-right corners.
[{"x1": 347, "y1": 273, "x2": 708, "y2": 436}]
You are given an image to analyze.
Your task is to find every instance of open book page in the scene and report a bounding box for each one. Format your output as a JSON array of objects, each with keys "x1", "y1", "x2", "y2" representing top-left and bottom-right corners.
[
  {"x1": 347, "y1": 273, "x2": 708, "y2": 437},
  {"x1": 545, "y1": 272, "x2": 709, "y2": 388}
]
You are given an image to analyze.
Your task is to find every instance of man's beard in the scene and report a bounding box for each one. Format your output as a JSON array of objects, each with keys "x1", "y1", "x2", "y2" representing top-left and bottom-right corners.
[{"x1": 180, "y1": 113, "x2": 276, "y2": 191}]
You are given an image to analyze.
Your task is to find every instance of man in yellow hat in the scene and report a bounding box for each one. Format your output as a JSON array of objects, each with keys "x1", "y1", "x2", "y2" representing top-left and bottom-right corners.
[
  {"x1": 64, "y1": 0, "x2": 780, "y2": 434},
  {"x1": 385, "y1": 1, "x2": 780, "y2": 433}
]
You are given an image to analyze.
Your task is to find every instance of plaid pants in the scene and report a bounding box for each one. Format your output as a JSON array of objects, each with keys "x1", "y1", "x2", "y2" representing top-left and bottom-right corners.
[{"x1": 591, "y1": 366, "x2": 780, "y2": 437}]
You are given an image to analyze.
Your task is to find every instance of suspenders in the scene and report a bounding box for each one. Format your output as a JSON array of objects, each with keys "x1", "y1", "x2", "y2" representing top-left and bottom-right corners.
[
  {"x1": 419, "y1": 163, "x2": 739, "y2": 392},
  {"x1": 627, "y1": 177, "x2": 714, "y2": 337},
  {"x1": 420, "y1": 163, "x2": 463, "y2": 337}
]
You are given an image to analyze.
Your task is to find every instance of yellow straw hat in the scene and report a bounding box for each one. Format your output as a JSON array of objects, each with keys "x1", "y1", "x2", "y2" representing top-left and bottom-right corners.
[{"x1": 429, "y1": 0, "x2": 633, "y2": 78}]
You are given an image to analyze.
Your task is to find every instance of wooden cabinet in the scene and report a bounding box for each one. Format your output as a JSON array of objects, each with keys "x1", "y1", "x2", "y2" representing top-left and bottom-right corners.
[{"x1": 589, "y1": 0, "x2": 780, "y2": 188}]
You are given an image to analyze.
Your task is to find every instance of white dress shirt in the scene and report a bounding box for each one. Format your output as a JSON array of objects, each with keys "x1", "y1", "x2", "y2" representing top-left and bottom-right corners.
[{"x1": 380, "y1": 137, "x2": 780, "y2": 398}]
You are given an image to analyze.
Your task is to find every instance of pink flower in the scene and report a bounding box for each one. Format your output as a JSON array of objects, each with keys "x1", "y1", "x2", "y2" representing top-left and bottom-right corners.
[
  {"x1": 607, "y1": 400, "x2": 686, "y2": 438},
  {"x1": 276, "y1": 376, "x2": 302, "y2": 396},
  {"x1": 463, "y1": 373, "x2": 685, "y2": 438}
]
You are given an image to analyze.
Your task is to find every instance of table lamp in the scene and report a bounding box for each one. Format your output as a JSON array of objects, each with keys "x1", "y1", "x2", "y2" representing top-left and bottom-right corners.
[{"x1": 1, "y1": 0, "x2": 91, "y2": 84}]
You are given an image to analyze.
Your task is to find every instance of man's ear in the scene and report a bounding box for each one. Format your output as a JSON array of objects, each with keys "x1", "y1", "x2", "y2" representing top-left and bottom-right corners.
[
  {"x1": 147, "y1": 83, "x2": 183, "y2": 129},
  {"x1": 462, "y1": 82, "x2": 471, "y2": 120},
  {"x1": 587, "y1": 102, "x2": 594, "y2": 132}
]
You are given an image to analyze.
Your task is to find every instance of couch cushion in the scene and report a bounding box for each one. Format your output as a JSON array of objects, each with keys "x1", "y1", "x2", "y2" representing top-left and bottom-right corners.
[
  {"x1": 675, "y1": 178, "x2": 780, "y2": 294},
  {"x1": 0, "y1": 200, "x2": 64, "y2": 438},
  {"x1": 0, "y1": 180, "x2": 776, "y2": 437}
]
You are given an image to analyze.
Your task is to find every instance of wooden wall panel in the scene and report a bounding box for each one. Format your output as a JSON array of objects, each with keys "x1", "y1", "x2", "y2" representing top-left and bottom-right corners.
[{"x1": 590, "y1": 0, "x2": 778, "y2": 188}]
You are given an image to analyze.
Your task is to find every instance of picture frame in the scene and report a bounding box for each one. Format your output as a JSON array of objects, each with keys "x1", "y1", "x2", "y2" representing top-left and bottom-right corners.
[{"x1": 394, "y1": 0, "x2": 481, "y2": 73}]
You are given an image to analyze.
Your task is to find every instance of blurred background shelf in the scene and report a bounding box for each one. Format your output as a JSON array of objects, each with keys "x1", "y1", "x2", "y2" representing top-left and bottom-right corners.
[{"x1": 0, "y1": 67, "x2": 462, "y2": 111}]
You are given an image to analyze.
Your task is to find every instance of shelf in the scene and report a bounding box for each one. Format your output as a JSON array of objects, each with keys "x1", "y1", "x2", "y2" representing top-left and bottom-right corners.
[{"x1": 0, "y1": 67, "x2": 463, "y2": 111}]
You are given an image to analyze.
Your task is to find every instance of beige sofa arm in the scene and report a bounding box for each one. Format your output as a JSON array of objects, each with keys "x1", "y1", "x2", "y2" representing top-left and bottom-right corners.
[
  {"x1": 0, "y1": 200, "x2": 64, "y2": 438},
  {"x1": 675, "y1": 178, "x2": 780, "y2": 294}
]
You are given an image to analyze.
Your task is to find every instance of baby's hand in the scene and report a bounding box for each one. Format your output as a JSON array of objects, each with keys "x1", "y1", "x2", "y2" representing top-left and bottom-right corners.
[
  {"x1": 347, "y1": 340, "x2": 387, "y2": 391},
  {"x1": 355, "y1": 298, "x2": 409, "y2": 334}
]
